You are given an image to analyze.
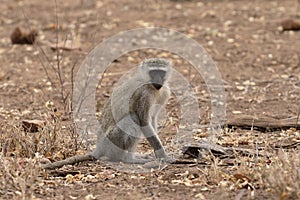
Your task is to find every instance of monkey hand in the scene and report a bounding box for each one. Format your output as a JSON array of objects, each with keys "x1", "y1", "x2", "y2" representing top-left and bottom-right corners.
[{"x1": 154, "y1": 149, "x2": 175, "y2": 164}]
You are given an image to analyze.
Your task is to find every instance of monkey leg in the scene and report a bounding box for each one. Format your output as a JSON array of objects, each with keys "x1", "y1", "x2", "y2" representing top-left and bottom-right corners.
[
  {"x1": 123, "y1": 114, "x2": 156, "y2": 163},
  {"x1": 101, "y1": 133, "x2": 152, "y2": 164},
  {"x1": 96, "y1": 114, "x2": 155, "y2": 164},
  {"x1": 126, "y1": 143, "x2": 154, "y2": 164},
  {"x1": 95, "y1": 133, "x2": 152, "y2": 164}
]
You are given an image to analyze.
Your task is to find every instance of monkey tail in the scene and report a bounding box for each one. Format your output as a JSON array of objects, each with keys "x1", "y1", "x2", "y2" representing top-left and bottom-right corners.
[{"x1": 43, "y1": 153, "x2": 96, "y2": 170}]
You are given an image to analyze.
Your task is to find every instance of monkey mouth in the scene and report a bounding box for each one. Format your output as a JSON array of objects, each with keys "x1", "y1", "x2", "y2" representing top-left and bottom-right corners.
[{"x1": 152, "y1": 83, "x2": 163, "y2": 90}]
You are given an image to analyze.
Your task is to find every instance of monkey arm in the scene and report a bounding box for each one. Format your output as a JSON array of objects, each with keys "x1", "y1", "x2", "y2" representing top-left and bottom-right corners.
[
  {"x1": 151, "y1": 116, "x2": 158, "y2": 132},
  {"x1": 141, "y1": 125, "x2": 168, "y2": 159}
]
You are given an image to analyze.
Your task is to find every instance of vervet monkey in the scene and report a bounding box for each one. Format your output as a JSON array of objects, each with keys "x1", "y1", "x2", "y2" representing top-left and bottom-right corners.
[{"x1": 44, "y1": 58, "x2": 172, "y2": 169}]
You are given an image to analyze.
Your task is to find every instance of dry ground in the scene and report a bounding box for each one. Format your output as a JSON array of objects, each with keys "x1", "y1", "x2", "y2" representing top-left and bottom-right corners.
[{"x1": 0, "y1": 0, "x2": 300, "y2": 199}]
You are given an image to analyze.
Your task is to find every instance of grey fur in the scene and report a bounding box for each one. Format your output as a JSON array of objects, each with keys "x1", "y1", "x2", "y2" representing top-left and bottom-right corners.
[
  {"x1": 92, "y1": 58, "x2": 172, "y2": 163},
  {"x1": 43, "y1": 58, "x2": 172, "y2": 169}
]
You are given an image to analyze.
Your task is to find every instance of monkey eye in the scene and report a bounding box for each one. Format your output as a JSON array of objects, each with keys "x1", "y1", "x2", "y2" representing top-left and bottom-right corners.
[{"x1": 149, "y1": 70, "x2": 166, "y2": 80}]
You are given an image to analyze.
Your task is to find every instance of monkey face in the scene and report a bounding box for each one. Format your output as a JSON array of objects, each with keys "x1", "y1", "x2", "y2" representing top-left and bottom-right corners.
[
  {"x1": 149, "y1": 69, "x2": 166, "y2": 90},
  {"x1": 140, "y1": 58, "x2": 172, "y2": 90}
]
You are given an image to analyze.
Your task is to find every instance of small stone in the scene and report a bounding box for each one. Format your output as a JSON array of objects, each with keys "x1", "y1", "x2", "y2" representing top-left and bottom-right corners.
[
  {"x1": 10, "y1": 27, "x2": 38, "y2": 45},
  {"x1": 227, "y1": 38, "x2": 235, "y2": 43}
]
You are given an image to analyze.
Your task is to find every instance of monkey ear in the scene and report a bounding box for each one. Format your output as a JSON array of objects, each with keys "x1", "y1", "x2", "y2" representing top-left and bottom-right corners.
[
  {"x1": 165, "y1": 64, "x2": 173, "y2": 79},
  {"x1": 139, "y1": 61, "x2": 146, "y2": 72},
  {"x1": 166, "y1": 59, "x2": 173, "y2": 67},
  {"x1": 138, "y1": 64, "x2": 150, "y2": 83}
]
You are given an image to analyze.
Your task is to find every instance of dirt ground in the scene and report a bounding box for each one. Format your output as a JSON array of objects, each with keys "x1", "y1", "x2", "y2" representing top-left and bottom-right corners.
[{"x1": 1, "y1": 0, "x2": 300, "y2": 199}]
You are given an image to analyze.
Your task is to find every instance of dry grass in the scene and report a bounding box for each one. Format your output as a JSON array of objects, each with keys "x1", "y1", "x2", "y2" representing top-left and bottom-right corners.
[
  {"x1": 264, "y1": 150, "x2": 300, "y2": 200},
  {"x1": 0, "y1": 94, "x2": 299, "y2": 200},
  {"x1": 0, "y1": 116, "x2": 83, "y2": 199},
  {"x1": 0, "y1": 156, "x2": 40, "y2": 199},
  {"x1": 0, "y1": 115, "x2": 79, "y2": 160}
]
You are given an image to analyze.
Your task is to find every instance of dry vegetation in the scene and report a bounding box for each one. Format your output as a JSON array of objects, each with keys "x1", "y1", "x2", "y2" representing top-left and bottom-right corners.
[{"x1": 0, "y1": 0, "x2": 300, "y2": 199}]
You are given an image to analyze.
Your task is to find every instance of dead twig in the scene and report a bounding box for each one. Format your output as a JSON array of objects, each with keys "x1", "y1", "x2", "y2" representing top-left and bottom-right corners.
[
  {"x1": 227, "y1": 115, "x2": 300, "y2": 131},
  {"x1": 296, "y1": 106, "x2": 300, "y2": 129}
]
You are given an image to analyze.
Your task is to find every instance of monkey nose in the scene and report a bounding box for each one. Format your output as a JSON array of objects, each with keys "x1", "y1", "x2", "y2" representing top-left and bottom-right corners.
[{"x1": 152, "y1": 83, "x2": 163, "y2": 90}]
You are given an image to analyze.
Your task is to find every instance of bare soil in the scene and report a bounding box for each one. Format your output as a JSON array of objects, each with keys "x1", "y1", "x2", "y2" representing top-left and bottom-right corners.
[{"x1": 0, "y1": 0, "x2": 300, "y2": 199}]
